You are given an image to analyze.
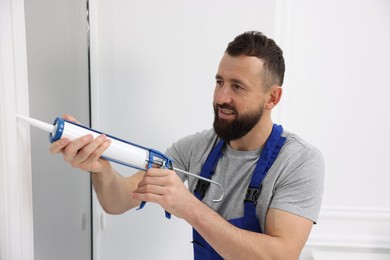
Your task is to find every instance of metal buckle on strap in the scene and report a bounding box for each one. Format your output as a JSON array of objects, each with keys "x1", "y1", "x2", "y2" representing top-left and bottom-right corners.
[
  {"x1": 194, "y1": 179, "x2": 211, "y2": 199},
  {"x1": 244, "y1": 186, "x2": 262, "y2": 205}
]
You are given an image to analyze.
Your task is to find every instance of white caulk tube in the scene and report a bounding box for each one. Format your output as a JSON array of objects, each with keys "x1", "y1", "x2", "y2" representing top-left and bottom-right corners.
[
  {"x1": 50, "y1": 117, "x2": 149, "y2": 170},
  {"x1": 16, "y1": 114, "x2": 150, "y2": 170}
]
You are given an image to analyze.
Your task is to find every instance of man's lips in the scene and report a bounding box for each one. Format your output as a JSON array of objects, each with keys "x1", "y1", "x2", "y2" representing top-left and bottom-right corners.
[{"x1": 217, "y1": 106, "x2": 236, "y2": 119}]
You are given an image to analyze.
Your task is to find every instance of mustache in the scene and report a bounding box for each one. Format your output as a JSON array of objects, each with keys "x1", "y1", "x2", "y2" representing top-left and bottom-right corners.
[{"x1": 214, "y1": 103, "x2": 238, "y2": 114}]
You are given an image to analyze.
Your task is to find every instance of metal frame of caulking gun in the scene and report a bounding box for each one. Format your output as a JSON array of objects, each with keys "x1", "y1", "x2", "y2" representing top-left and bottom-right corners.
[
  {"x1": 48, "y1": 117, "x2": 225, "y2": 218},
  {"x1": 139, "y1": 148, "x2": 174, "y2": 219}
]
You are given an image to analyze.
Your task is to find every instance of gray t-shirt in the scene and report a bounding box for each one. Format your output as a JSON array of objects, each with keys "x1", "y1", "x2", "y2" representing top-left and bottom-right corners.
[{"x1": 165, "y1": 128, "x2": 324, "y2": 232}]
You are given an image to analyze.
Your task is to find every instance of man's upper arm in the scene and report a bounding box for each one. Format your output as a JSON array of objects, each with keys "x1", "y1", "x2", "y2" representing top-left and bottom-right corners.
[{"x1": 265, "y1": 208, "x2": 313, "y2": 259}]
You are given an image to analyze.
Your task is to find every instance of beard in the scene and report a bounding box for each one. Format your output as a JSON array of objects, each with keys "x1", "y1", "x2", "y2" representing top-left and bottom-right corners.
[{"x1": 213, "y1": 102, "x2": 263, "y2": 142}]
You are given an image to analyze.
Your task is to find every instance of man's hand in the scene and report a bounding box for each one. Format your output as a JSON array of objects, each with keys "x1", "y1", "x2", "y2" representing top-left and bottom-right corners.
[
  {"x1": 132, "y1": 168, "x2": 197, "y2": 219},
  {"x1": 48, "y1": 114, "x2": 112, "y2": 174}
]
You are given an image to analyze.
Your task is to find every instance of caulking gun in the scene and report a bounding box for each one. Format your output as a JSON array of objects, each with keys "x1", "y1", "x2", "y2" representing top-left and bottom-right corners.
[{"x1": 16, "y1": 114, "x2": 224, "y2": 219}]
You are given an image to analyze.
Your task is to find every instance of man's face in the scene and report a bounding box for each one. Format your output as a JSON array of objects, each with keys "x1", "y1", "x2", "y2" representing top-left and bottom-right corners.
[{"x1": 213, "y1": 54, "x2": 266, "y2": 141}]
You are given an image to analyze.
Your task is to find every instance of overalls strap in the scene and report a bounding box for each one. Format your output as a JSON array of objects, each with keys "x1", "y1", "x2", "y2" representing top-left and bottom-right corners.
[
  {"x1": 192, "y1": 125, "x2": 286, "y2": 260},
  {"x1": 194, "y1": 140, "x2": 224, "y2": 200}
]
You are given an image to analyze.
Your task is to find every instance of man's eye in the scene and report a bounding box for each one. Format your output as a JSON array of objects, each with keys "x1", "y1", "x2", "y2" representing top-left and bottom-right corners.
[
  {"x1": 233, "y1": 84, "x2": 243, "y2": 90},
  {"x1": 216, "y1": 80, "x2": 223, "y2": 86}
]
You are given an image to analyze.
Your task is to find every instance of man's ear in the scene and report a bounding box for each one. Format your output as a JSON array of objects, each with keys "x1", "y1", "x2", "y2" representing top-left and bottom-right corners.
[{"x1": 265, "y1": 86, "x2": 282, "y2": 110}]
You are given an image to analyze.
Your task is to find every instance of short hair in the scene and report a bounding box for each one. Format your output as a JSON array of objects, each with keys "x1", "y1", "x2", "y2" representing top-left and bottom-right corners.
[{"x1": 226, "y1": 31, "x2": 285, "y2": 89}]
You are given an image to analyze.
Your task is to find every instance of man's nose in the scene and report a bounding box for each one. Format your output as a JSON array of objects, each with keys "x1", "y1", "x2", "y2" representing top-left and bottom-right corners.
[{"x1": 215, "y1": 86, "x2": 233, "y2": 104}]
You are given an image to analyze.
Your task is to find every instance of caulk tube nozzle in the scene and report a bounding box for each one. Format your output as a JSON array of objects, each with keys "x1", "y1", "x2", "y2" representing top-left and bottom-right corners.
[
  {"x1": 50, "y1": 118, "x2": 148, "y2": 170},
  {"x1": 16, "y1": 114, "x2": 55, "y2": 133}
]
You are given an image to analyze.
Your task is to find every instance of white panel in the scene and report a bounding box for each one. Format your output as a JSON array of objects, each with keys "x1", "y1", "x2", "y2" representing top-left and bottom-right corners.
[
  {"x1": 275, "y1": 0, "x2": 390, "y2": 256},
  {"x1": 276, "y1": 0, "x2": 390, "y2": 208},
  {"x1": 0, "y1": 0, "x2": 34, "y2": 259},
  {"x1": 308, "y1": 208, "x2": 390, "y2": 249},
  {"x1": 301, "y1": 208, "x2": 390, "y2": 258},
  {"x1": 90, "y1": 1, "x2": 277, "y2": 259},
  {"x1": 311, "y1": 251, "x2": 390, "y2": 260}
]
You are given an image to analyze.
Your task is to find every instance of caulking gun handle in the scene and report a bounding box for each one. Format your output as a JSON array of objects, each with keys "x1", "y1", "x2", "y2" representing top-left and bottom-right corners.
[
  {"x1": 137, "y1": 158, "x2": 172, "y2": 219},
  {"x1": 164, "y1": 159, "x2": 173, "y2": 219},
  {"x1": 164, "y1": 157, "x2": 175, "y2": 219},
  {"x1": 137, "y1": 160, "x2": 152, "y2": 212}
]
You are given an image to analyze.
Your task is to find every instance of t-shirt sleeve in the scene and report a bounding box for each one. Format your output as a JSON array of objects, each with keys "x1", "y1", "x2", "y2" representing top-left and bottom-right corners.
[
  {"x1": 165, "y1": 134, "x2": 197, "y2": 182},
  {"x1": 165, "y1": 130, "x2": 217, "y2": 183},
  {"x1": 269, "y1": 146, "x2": 325, "y2": 223}
]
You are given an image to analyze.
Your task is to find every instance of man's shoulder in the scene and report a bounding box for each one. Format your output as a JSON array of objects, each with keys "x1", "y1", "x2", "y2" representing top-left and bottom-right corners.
[
  {"x1": 176, "y1": 129, "x2": 218, "y2": 147},
  {"x1": 166, "y1": 129, "x2": 219, "y2": 173},
  {"x1": 166, "y1": 129, "x2": 218, "y2": 158},
  {"x1": 281, "y1": 129, "x2": 324, "y2": 162},
  {"x1": 283, "y1": 130, "x2": 320, "y2": 151}
]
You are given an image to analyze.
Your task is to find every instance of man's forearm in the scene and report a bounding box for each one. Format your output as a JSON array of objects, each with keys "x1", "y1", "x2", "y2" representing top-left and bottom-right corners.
[
  {"x1": 185, "y1": 199, "x2": 307, "y2": 260},
  {"x1": 91, "y1": 167, "x2": 144, "y2": 214},
  {"x1": 186, "y1": 203, "x2": 281, "y2": 259}
]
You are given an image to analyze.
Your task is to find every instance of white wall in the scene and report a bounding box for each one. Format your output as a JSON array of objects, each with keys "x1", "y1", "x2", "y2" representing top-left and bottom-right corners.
[
  {"x1": 91, "y1": 0, "x2": 390, "y2": 259},
  {"x1": 276, "y1": 0, "x2": 390, "y2": 258},
  {"x1": 90, "y1": 1, "x2": 277, "y2": 259}
]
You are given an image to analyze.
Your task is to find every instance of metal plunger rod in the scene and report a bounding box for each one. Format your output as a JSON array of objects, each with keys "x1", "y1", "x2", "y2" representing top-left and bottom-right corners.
[{"x1": 173, "y1": 167, "x2": 224, "y2": 202}]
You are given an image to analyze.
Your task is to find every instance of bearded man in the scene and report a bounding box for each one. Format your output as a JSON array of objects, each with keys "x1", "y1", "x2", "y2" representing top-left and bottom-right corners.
[{"x1": 50, "y1": 31, "x2": 324, "y2": 260}]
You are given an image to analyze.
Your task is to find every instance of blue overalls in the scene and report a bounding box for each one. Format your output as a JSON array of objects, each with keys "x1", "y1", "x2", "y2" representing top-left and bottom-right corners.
[{"x1": 192, "y1": 124, "x2": 286, "y2": 259}]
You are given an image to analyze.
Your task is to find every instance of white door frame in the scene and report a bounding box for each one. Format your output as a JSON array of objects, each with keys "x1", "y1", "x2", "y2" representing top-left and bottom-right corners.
[{"x1": 0, "y1": 0, "x2": 34, "y2": 259}]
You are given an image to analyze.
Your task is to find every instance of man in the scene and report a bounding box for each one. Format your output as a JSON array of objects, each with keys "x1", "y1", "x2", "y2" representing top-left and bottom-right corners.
[{"x1": 50, "y1": 31, "x2": 324, "y2": 259}]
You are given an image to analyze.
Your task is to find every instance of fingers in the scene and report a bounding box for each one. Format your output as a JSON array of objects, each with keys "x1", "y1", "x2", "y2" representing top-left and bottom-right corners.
[
  {"x1": 134, "y1": 184, "x2": 166, "y2": 196},
  {"x1": 62, "y1": 114, "x2": 79, "y2": 123},
  {"x1": 146, "y1": 168, "x2": 171, "y2": 177},
  {"x1": 133, "y1": 182, "x2": 168, "y2": 207},
  {"x1": 137, "y1": 168, "x2": 171, "y2": 185},
  {"x1": 77, "y1": 140, "x2": 111, "y2": 172},
  {"x1": 48, "y1": 114, "x2": 112, "y2": 173},
  {"x1": 69, "y1": 134, "x2": 110, "y2": 167},
  {"x1": 49, "y1": 133, "x2": 111, "y2": 172},
  {"x1": 62, "y1": 134, "x2": 94, "y2": 161},
  {"x1": 133, "y1": 168, "x2": 194, "y2": 218},
  {"x1": 134, "y1": 169, "x2": 177, "y2": 198},
  {"x1": 87, "y1": 137, "x2": 111, "y2": 162},
  {"x1": 70, "y1": 134, "x2": 110, "y2": 169},
  {"x1": 49, "y1": 138, "x2": 71, "y2": 154}
]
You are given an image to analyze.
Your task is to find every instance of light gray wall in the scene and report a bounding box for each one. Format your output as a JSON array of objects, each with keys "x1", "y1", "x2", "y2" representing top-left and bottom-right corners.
[{"x1": 24, "y1": 0, "x2": 92, "y2": 259}]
